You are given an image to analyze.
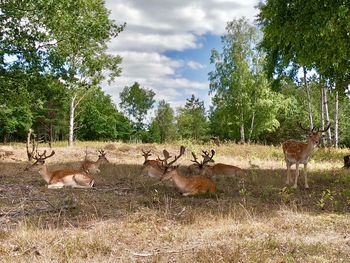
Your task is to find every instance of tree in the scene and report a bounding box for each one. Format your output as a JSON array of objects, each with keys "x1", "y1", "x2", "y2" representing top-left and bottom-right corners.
[
  {"x1": 76, "y1": 87, "x2": 131, "y2": 141},
  {"x1": 119, "y1": 82, "x2": 155, "y2": 140},
  {"x1": 258, "y1": 0, "x2": 350, "y2": 147},
  {"x1": 150, "y1": 100, "x2": 176, "y2": 143},
  {"x1": 176, "y1": 94, "x2": 208, "y2": 140},
  {"x1": 0, "y1": 71, "x2": 32, "y2": 142},
  {"x1": 259, "y1": 0, "x2": 350, "y2": 87},
  {"x1": 209, "y1": 18, "x2": 281, "y2": 142},
  {"x1": 0, "y1": 0, "x2": 125, "y2": 146},
  {"x1": 31, "y1": 77, "x2": 69, "y2": 145}
]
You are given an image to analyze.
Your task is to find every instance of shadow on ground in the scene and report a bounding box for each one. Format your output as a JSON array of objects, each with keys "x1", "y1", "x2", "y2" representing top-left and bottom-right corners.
[{"x1": 1, "y1": 160, "x2": 349, "y2": 229}]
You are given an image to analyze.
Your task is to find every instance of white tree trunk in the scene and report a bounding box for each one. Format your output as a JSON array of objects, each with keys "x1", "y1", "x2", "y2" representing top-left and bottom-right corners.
[
  {"x1": 304, "y1": 67, "x2": 314, "y2": 128},
  {"x1": 334, "y1": 90, "x2": 339, "y2": 148},
  {"x1": 248, "y1": 111, "x2": 255, "y2": 143},
  {"x1": 240, "y1": 109, "x2": 245, "y2": 143},
  {"x1": 69, "y1": 94, "x2": 77, "y2": 147},
  {"x1": 323, "y1": 87, "x2": 332, "y2": 144},
  {"x1": 320, "y1": 86, "x2": 325, "y2": 146}
]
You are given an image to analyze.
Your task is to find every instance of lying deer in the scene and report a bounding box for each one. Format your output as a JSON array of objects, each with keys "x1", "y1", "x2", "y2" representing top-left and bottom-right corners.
[
  {"x1": 81, "y1": 149, "x2": 109, "y2": 174},
  {"x1": 159, "y1": 146, "x2": 216, "y2": 196},
  {"x1": 190, "y1": 150, "x2": 244, "y2": 177},
  {"x1": 26, "y1": 150, "x2": 95, "y2": 189},
  {"x1": 141, "y1": 149, "x2": 163, "y2": 178},
  {"x1": 282, "y1": 122, "x2": 331, "y2": 188}
]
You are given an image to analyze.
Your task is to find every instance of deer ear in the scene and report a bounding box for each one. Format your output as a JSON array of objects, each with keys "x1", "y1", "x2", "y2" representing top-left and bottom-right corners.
[
  {"x1": 163, "y1": 149, "x2": 170, "y2": 159},
  {"x1": 180, "y1": 146, "x2": 186, "y2": 155}
]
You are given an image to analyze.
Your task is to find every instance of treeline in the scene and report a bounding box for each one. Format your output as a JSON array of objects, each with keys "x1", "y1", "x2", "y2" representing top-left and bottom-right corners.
[{"x1": 1, "y1": 0, "x2": 350, "y2": 146}]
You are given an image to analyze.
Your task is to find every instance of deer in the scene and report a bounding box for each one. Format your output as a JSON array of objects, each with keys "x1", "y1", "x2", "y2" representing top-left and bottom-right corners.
[
  {"x1": 189, "y1": 150, "x2": 244, "y2": 177},
  {"x1": 26, "y1": 150, "x2": 95, "y2": 189},
  {"x1": 141, "y1": 149, "x2": 162, "y2": 166},
  {"x1": 81, "y1": 149, "x2": 109, "y2": 174},
  {"x1": 141, "y1": 149, "x2": 167, "y2": 178},
  {"x1": 282, "y1": 122, "x2": 331, "y2": 189},
  {"x1": 159, "y1": 146, "x2": 216, "y2": 196},
  {"x1": 187, "y1": 150, "x2": 215, "y2": 175}
]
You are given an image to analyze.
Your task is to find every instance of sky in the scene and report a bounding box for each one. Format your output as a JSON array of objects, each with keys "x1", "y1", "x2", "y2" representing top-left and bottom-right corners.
[{"x1": 103, "y1": 0, "x2": 260, "y2": 113}]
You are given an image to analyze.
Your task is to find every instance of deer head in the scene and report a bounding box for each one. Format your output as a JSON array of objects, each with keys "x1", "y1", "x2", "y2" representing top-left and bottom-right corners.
[
  {"x1": 298, "y1": 122, "x2": 331, "y2": 144},
  {"x1": 191, "y1": 149, "x2": 215, "y2": 168},
  {"x1": 159, "y1": 146, "x2": 185, "y2": 180}
]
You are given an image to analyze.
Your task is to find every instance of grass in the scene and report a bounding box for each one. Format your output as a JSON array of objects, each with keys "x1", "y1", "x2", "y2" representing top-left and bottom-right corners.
[{"x1": 0, "y1": 142, "x2": 349, "y2": 262}]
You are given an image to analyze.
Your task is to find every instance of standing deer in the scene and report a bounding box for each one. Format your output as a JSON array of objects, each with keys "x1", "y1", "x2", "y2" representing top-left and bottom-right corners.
[
  {"x1": 159, "y1": 146, "x2": 216, "y2": 196},
  {"x1": 26, "y1": 150, "x2": 95, "y2": 189},
  {"x1": 190, "y1": 150, "x2": 244, "y2": 177},
  {"x1": 81, "y1": 149, "x2": 109, "y2": 174},
  {"x1": 282, "y1": 123, "x2": 331, "y2": 188}
]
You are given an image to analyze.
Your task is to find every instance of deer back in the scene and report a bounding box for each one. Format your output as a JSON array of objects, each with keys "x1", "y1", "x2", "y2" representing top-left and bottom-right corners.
[
  {"x1": 206, "y1": 163, "x2": 244, "y2": 176},
  {"x1": 141, "y1": 163, "x2": 164, "y2": 178},
  {"x1": 163, "y1": 168, "x2": 216, "y2": 195}
]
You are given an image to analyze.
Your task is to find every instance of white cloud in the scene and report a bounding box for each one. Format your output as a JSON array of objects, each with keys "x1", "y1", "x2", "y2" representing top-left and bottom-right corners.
[
  {"x1": 103, "y1": 0, "x2": 259, "y2": 111},
  {"x1": 187, "y1": 60, "x2": 205, "y2": 70}
]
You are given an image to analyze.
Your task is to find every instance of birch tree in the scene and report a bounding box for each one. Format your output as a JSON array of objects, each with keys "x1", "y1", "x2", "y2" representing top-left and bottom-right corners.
[
  {"x1": 259, "y1": 0, "x2": 350, "y2": 145},
  {"x1": 209, "y1": 18, "x2": 280, "y2": 142},
  {"x1": 42, "y1": 0, "x2": 124, "y2": 146},
  {"x1": 1, "y1": 0, "x2": 124, "y2": 146}
]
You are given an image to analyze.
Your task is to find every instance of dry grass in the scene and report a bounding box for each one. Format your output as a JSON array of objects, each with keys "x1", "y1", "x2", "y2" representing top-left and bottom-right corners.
[{"x1": 0, "y1": 142, "x2": 349, "y2": 262}]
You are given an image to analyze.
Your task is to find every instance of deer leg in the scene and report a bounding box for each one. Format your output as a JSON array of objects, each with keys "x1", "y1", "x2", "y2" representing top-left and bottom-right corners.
[
  {"x1": 293, "y1": 162, "x2": 299, "y2": 189},
  {"x1": 304, "y1": 163, "x2": 309, "y2": 189},
  {"x1": 286, "y1": 162, "x2": 291, "y2": 185},
  {"x1": 48, "y1": 182, "x2": 64, "y2": 189},
  {"x1": 182, "y1": 192, "x2": 195, "y2": 196}
]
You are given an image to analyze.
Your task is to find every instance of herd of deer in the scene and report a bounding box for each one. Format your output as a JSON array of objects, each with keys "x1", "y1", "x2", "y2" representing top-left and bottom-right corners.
[{"x1": 25, "y1": 123, "x2": 331, "y2": 195}]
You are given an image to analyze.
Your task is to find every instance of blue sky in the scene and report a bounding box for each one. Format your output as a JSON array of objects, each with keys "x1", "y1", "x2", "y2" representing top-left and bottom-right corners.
[
  {"x1": 164, "y1": 33, "x2": 222, "y2": 83},
  {"x1": 103, "y1": 0, "x2": 260, "y2": 113}
]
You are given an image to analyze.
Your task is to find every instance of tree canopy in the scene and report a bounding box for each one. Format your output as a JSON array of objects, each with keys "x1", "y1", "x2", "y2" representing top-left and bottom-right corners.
[{"x1": 258, "y1": 0, "x2": 350, "y2": 88}]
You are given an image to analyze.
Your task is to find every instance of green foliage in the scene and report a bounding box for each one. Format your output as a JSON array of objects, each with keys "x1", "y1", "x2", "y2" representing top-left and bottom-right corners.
[
  {"x1": 120, "y1": 82, "x2": 155, "y2": 123},
  {"x1": 176, "y1": 94, "x2": 208, "y2": 141},
  {"x1": 119, "y1": 82, "x2": 155, "y2": 140},
  {"x1": 0, "y1": 73, "x2": 32, "y2": 141},
  {"x1": 0, "y1": 0, "x2": 125, "y2": 143},
  {"x1": 76, "y1": 88, "x2": 131, "y2": 141},
  {"x1": 258, "y1": 0, "x2": 350, "y2": 87},
  {"x1": 317, "y1": 189, "x2": 335, "y2": 210},
  {"x1": 0, "y1": 106, "x2": 32, "y2": 142},
  {"x1": 150, "y1": 100, "x2": 176, "y2": 143},
  {"x1": 209, "y1": 18, "x2": 281, "y2": 142}
]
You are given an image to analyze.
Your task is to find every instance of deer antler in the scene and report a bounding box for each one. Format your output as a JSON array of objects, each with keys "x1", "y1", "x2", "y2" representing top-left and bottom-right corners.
[
  {"x1": 98, "y1": 149, "x2": 106, "y2": 156},
  {"x1": 157, "y1": 149, "x2": 172, "y2": 164},
  {"x1": 33, "y1": 150, "x2": 55, "y2": 161},
  {"x1": 298, "y1": 122, "x2": 311, "y2": 132},
  {"x1": 201, "y1": 149, "x2": 215, "y2": 165},
  {"x1": 161, "y1": 146, "x2": 185, "y2": 168},
  {"x1": 191, "y1": 152, "x2": 199, "y2": 164},
  {"x1": 191, "y1": 152, "x2": 202, "y2": 166},
  {"x1": 319, "y1": 122, "x2": 331, "y2": 133},
  {"x1": 141, "y1": 149, "x2": 151, "y2": 157}
]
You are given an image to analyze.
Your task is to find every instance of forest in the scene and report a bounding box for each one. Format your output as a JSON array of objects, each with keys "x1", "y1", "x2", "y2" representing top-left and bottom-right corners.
[
  {"x1": 1, "y1": 1, "x2": 350, "y2": 262},
  {"x1": 1, "y1": 0, "x2": 350, "y2": 147}
]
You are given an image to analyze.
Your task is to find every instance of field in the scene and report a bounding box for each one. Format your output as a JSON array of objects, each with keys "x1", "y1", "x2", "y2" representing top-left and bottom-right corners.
[{"x1": 0, "y1": 142, "x2": 349, "y2": 262}]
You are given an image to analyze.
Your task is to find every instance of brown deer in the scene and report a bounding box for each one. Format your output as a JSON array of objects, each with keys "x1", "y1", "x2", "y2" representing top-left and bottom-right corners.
[
  {"x1": 141, "y1": 149, "x2": 164, "y2": 178},
  {"x1": 159, "y1": 146, "x2": 216, "y2": 196},
  {"x1": 190, "y1": 150, "x2": 244, "y2": 177},
  {"x1": 187, "y1": 150, "x2": 215, "y2": 175},
  {"x1": 81, "y1": 149, "x2": 109, "y2": 174},
  {"x1": 282, "y1": 122, "x2": 331, "y2": 188},
  {"x1": 26, "y1": 150, "x2": 94, "y2": 189}
]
